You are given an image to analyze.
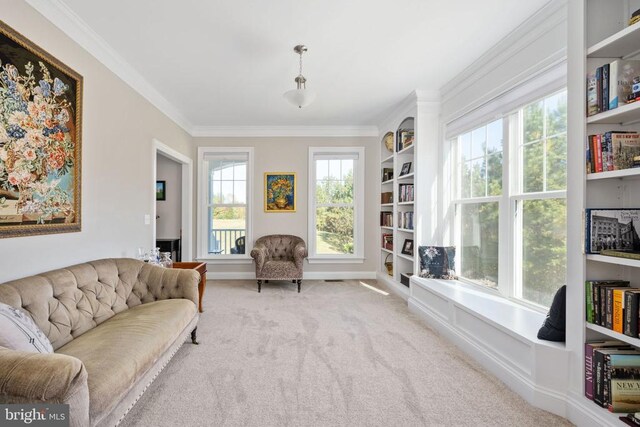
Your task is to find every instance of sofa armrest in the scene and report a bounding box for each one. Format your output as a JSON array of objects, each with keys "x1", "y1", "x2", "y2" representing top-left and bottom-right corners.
[
  {"x1": 250, "y1": 244, "x2": 269, "y2": 272},
  {"x1": 133, "y1": 264, "x2": 199, "y2": 307},
  {"x1": 293, "y1": 242, "x2": 308, "y2": 269},
  {"x1": 0, "y1": 347, "x2": 89, "y2": 426}
]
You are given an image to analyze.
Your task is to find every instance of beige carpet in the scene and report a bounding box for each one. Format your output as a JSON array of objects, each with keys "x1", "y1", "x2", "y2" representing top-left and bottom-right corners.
[{"x1": 120, "y1": 279, "x2": 571, "y2": 426}]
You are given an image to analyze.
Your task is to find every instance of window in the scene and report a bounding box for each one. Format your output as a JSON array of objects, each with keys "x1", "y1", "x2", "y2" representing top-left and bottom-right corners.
[
  {"x1": 454, "y1": 119, "x2": 503, "y2": 288},
  {"x1": 197, "y1": 147, "x2": 253, "y2": 259},
  {"x1": 308, "y1": 147, "x2": 365, "y2": 262},
  {"x1": 452, "y1": 90, "x2": 566, "y2": 308}
]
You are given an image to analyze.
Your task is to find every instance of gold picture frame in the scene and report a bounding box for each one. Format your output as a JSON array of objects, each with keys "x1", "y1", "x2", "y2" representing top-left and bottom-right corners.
[
  {"x1": 264, "y1": 172, "x2": 296, "y2": 212},
  {"x1": 0, "y1": 20, "x2": 83, "y2": 238}
]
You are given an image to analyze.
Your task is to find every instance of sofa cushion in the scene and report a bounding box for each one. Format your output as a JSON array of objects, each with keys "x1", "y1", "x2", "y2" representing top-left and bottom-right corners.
[
  {"x1": 56, "y1": 299, "x2": 196, "y2": 424},
  {"x1": 0, "y1": 302, "x2": 53, "y2": 353}
]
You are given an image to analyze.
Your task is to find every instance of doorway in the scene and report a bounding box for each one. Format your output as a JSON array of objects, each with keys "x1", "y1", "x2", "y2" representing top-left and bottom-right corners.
[{"x1": 152, "y1": 139, "x2": 193, "y2": 261}]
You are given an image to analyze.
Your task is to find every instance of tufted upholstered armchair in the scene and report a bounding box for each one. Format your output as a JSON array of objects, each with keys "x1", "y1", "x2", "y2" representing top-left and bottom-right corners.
[{"x1": 250, "y1": 235, "x2": 307, "y2": 292}]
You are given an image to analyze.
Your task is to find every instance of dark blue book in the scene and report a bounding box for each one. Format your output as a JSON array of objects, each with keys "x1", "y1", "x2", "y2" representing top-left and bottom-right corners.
[
  {"x1": 603, "y1": 64, "x2": 610, "y2": 112},
  {"x1": 596, "y1": 66, "x2": 603, "y2": 113}
]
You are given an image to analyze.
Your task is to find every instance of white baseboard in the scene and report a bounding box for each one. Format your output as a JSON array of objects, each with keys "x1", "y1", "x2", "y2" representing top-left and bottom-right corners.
[
  {"x1": 565, "y1": 392, "x2": 621, "y2": 427},
  {"x1": 376, "y1": 272, "x2": 409, "y2": 301},
  {"x1": 205, "y1": 271, "x2": 376, "y2": 280},
  {"x1": 408, "y1": 296, "x2": 569, "y2": 419}
]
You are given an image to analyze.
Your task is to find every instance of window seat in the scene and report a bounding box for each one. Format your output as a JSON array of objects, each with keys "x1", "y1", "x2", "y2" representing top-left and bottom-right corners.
[{"x1": 408, "y1": 276, "x2": 569, "y2": 418}]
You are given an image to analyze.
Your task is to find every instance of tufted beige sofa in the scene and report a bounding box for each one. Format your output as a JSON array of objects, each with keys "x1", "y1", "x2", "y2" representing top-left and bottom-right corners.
[
  {"x1": 0, "y1": 258, "x2": 200, "y2": 427},
  {"x1": 250, "y1": 234, "x2": 307, "y2": 292}
]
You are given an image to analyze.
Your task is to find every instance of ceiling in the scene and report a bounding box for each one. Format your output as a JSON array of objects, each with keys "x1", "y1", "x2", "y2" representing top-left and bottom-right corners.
[{"x1": 33, "y1": 0, "x2": 551, "y2": 131}]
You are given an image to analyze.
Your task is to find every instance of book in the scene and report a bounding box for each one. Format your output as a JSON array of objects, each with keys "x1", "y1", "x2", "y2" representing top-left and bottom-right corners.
[
  {"x1": 613, "y1": 288, "x2": 627, "y2": 333},
  {"x1": 612, "y1": 132, "x2": 640, "y2": 171},
  {"x1": 608, "y1": 353, "x2": 640, "y2": 412},
  {"x1": 587, "y1": 71, "x2": 599, "y2": 116},
  {"x1": 596, "y1": 66, "x2": 603, "y2": 112},
  {"x1": 609, "y1": 60, "x2": 640, "y2": 110},
  {"x1": 603, "y1": 63, "x2": 610, "y2": 112},
  {"x1": 598, "y1": 283, "x2": 631, "y2": 326},
  {"x1": 596, "y1": 348, "x2": 637, "y2": 407},
  {"x1": 586, "y1": 281, "x2": 595, "y2": 323},
  {"x1": 624, "y1": 290, "x2": 640, "y2": 337},
  {"x1": 586, "y1": 341, "x2": 626, "y2": 400},
  {"x1": 607, "y1": 287, "x2": 629, "y2": 329},
  {"x1": 585, "y1": 209, "x2": 640, "y2": 255},
  {"x1": 381, "y1": 192, "x2": 393, "y2": 204},
  {"x1": 602, "y1": 249, "x2": 640, "y2": 260}
]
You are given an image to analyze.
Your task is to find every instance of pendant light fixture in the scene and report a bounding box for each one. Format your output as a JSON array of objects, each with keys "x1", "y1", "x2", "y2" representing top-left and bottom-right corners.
[{"x1": 283, "y1": 44, "x2": 316, "y2": 108}]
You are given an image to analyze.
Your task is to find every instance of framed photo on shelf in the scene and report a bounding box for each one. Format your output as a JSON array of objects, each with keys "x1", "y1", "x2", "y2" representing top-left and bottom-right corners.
[
  {"x1": 401, "y1": 239, "x2": 414, "y2": 256},
  {"x1": 156, "y1": 181, "x2": 166, "y2": 201},
  {"x1": 400, "y1": 162, "x2": 412, "y2": 176},
  {"x1": 399, "y1": 130, "x2": 414, "y2": 150}
]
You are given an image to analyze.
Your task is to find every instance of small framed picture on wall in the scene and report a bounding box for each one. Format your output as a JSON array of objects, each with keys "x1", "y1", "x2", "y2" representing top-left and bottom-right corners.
[{"x1": 156, "y1": 181, "x2": 166, "y2": 201}]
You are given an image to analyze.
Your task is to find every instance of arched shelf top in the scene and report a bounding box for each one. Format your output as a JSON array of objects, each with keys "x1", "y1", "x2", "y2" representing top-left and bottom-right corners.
[{"x1": 397, "y1": 117, "x2": 415, "y2": 132}]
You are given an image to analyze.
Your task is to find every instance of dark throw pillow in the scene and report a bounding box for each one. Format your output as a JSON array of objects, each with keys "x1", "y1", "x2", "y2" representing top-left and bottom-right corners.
[
  {"x1": 537, "y1": 285, "x2": 566, "y2": 342},
  {"x1": 418, "y1": 246, "x2": 457, "y2": 280}
]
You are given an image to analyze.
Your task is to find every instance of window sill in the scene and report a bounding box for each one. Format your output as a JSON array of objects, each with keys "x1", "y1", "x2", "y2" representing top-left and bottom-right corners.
[
  {"x1": 195, "y1": 256, "x2": 253, "y2": 265},
  {"x1": 307, "y1": 257, "x2": 365, "y2": 264}
]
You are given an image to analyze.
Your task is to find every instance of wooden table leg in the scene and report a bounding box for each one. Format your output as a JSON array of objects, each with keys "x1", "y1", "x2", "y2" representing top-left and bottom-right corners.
[{"x1": 198, "y1": 278, "x2": 205, "y2": 313}]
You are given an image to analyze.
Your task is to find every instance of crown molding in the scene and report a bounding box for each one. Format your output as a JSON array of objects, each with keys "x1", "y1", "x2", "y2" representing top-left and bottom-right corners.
[
  {"x1": 25, "y1": 0, "x2": 194, "y2": 134},
  {"x1": 190, "y1": 125, "x2": 379, "y2": 138},
  {"x1": 440, "y1": 0, "x2": 567, "y2": 105}
]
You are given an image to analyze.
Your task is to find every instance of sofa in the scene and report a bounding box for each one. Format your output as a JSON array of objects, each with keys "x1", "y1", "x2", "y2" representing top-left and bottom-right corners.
[
  {"x1": 250, "y1": 234, "x2": 307, "y2": 292},
  {"x1": 0, "y1": 258, "x2": 200, "y2": 427}
]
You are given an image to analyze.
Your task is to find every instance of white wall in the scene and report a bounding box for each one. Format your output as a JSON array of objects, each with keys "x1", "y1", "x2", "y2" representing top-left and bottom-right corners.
[
  {"x1": 193, "y1": 136, "x2": 378, "y2": 276},
  {"x1": 156, "y1": 154, "x2": 182, "y2": 239},
  {"x1": 0, "y1": 1, "x2": 193, "y2": 282}
]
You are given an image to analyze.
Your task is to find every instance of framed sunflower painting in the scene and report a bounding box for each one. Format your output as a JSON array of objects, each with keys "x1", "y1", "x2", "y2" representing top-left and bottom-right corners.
[
  {"x1": 0, "y1": 20, "x2": 83, "y2": 238},
  {"x1": 264, "y1": 172, "x2": 296, "y2": 212}
]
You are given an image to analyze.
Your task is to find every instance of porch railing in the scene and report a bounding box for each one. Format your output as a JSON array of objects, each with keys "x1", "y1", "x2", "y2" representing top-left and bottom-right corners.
[{"x1": 209, "y1": 229, "x2": 245, "y2": 254}]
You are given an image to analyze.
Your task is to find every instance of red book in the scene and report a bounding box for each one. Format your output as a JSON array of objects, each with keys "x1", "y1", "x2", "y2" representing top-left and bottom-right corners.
[{"x1": 595, "y1": 134, "x2": 604, "y2": 172}]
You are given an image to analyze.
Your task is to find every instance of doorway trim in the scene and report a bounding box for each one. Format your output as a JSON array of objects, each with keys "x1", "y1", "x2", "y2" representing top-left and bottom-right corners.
[{"x1": 152, "y1": 139, "x2": 193, "y2": 261}]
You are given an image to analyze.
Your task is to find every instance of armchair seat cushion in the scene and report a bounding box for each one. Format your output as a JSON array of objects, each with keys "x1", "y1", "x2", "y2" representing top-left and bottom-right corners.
[
  {"x1": 56, "y1": 299, "x2": 196, "y2": 423},
  {"x1": 259, "y1": 261, "x2": 302, "y2": 280}
]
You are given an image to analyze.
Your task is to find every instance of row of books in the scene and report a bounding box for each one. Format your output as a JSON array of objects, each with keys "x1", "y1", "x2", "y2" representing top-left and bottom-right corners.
[
  {"x1": 587, "y1": 60, "x2": 640, "y2": 117},
  {"x1": 585, "y1": 341, "x2": 640, "y2": 412},
  {"x1": 398, "y1": 184, "x2": 414, "y2": 203},
  {"x1": 380, "y1": 212, "x2": 393, "y2": 227},
  {"x1": 586, "y1": 131, "x2": 640, "y2": 173},
  {"x1": 398, "y1": 211, "x2": 414, "y2": 230},
  {"x1": 585, "y1": 281, "x2": 640, "y2": 336},
  {"x1": 381, "y1": 233, "x2": 393, "y2": 251}
]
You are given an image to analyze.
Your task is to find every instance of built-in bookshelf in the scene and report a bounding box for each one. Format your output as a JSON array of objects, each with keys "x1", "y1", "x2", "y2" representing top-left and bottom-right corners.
[
  {"x1": 568, "y1": 2, "x2": 640, "y2": 423},
  {"x1": 378, "y1": 116, "x2": 416, "y2": 291}
]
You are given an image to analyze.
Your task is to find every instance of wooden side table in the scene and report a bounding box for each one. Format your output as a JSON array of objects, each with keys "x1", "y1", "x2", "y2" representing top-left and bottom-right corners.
[{"x1": 172, "y1": 262, "x2": 207, "y2": 313}]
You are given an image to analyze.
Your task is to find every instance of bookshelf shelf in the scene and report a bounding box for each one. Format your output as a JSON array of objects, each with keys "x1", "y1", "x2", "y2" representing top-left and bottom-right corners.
[
  {"x1": 397, "y1": 172, "x2": 415, "y2": 180},
  {"x1": 586, "y1": 322, "x2": 640, "y2": 347},
  {"x1": 586, "y1": 101, "x2": 640, "y2": 125},
  {"x1": 380, "y1": 226, "x2": 393, "y2": 230},
  {"x1": 397, "y1": 228, "x2": 414, "y2": 233},
  {"x1": 586, "y1": 168, "x2": 640, "y2": 180},
  {"x1": 586, "y1": 254, "x2": 640, "y2": 268},
  {"x1": 381, "y1": 247, "x2": 393, "y2": 254},
  {"x1": 381, "y1": 203, "x2": 393, "y2": 207},
  {"x1": 398, "y1": 201, "x2": 414, "y2": 206},
  {"x1": 397, "y1": 144, "x2": 414, "y2": 155},
  {"x1": 397, "y1": 253, "x2": 414, "y2": 262},
  {"x1": 381, "y1": 178, "x2": 394, "y2": 185},
  {"x1": 381, "y1": 154, "x2": 394, "y2": 164},
  {"x1": 587, "y1": 21, "x2": 640, "y2": 58}
]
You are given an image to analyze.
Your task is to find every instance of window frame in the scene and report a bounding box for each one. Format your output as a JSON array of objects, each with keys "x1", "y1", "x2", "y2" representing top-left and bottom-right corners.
[
  {"x1": 308, "y1": 146, "x2": 365, "y2": 263},
  {"x1": 450, "y1": 89, "x2": 567, "y2": 310},
  {"x1": 196, "y1": 146, "x2": 254, "y2": 263}
]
